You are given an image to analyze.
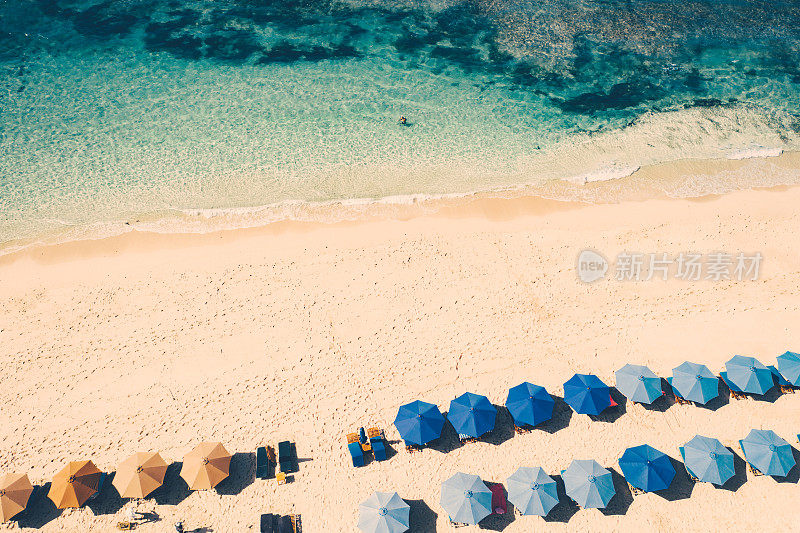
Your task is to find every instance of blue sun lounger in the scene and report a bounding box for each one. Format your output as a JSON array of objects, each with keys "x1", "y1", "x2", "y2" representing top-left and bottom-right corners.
[
  {"x1": 371, "y1": 436, "x2": 387, "y2": 461},
  {"x1": 348, "y1": 441, "x2": 365, "y2": 467}
]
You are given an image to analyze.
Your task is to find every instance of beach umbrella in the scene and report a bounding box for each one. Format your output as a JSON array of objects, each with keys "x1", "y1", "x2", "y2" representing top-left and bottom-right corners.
[
  {"x1": 0, "y1": 473, "x2": 33, "y2": 522},
  {"x1": 505, "y1": 383, "x2": 554, "y2": 428},
  {"x1": 563, "y1": 374, "x2": 611, "y2": 415},
  {"x1": 180, "y1": 442, "x2": 231, "y2": 490},
  {"x1": 724, "y1": 355, "x2": 774, "y2": 395},
  {"x1": 393, "y1": 401, "x2": 445, "y2": 446},
  {"x1": 447, "y1": 393, "x2": 497, "y2": 438},
  {"x1": 562, "y1": 460, "x2": 615, "y2": 509},
  {"x1": 670, "y1": 362, "x2": 719, "y2": 404},
  {"x1": 618, "y1": 445, "x2": 675, "y2": 492},
  {"x1": 776, "y1": 351, "x2": 800, "y2": 386},
  {"x1": 112, "y1": 452, "x2": 168, "y2": 499},
  {"x1": 615, "y1": 364, "x2": 662, "y2": 404},
  {"x1": 48, "y1": 460, "x2": 102, "y2": 508},
  {"x1": 440, "y1": 472, "x2": 492, "y2": 525},
  {"x1": 358, "y1": 491, "x2": 410, "y2": 533},
  {"x1": 739, "y1": 429, "x2": 796, "y2": 477},
  {"x1": 679, "y1": 435, "x2": 734, "y2": 485},
  {"x1": 506, "y1": 467, "x2": 558, "y2": 516}
]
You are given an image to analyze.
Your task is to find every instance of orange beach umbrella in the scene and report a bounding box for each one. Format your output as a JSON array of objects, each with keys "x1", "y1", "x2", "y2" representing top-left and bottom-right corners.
[
  {"x1": 48, "y1": 461, "x2": 101, "y2": 509},
  {"x1": 112, "y1": 452, "x2": 168, "y2": 499},
  {"x1": 180, "y1": 442, "x2": 231, "y2": 490},
  {"x1": 1, "y1": 473, "x2": 34, "y2": 522}
]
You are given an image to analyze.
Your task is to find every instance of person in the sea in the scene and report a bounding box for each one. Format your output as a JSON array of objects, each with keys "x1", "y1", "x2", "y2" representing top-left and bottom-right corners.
[{"x1": 398, "y1": 116, "x2": 407, "y2": 125}]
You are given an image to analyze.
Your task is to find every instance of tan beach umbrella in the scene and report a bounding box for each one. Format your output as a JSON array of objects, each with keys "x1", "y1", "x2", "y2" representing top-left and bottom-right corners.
[
  {"x1": 48, "y1": 460, "x2": 101, "y2": 509},
  {"x1": 180, "y1": 442, "x2": 231, "y2": 490},
  {"x1": 112, "y1": 452, "x2": 168, "y2": 499},
  {"x1": 1, "y1": 473, "x2": 34, "y2": 522}
]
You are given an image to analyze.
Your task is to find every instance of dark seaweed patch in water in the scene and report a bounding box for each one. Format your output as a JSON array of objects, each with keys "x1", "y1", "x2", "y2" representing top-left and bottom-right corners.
[
  {"x1": 558, "y1": 81, "x2": 664, "y2": 113},
  {"x1": 204, "y1": 31, "x2": 263, "y2": 61},
  {"x1": 429, "y1": 45, "x2": 483, "y2": 70},
  {"x1": 144, "y1": 11, "x2": 203, "y2": 60},
  {"x1": 71, "y1": 1, "x2": 140, "y2": 38},
  {"x1": 257, "y1": 42, "x2": 361, "y2": 64}
]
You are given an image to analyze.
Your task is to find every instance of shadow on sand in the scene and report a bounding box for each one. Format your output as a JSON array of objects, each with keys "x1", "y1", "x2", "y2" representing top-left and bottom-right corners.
[
  {"x1": 406, "y1": 498, "x2": 437, "y2": 532},
  {"x1": 14, "y1": 484, "x2": 62, "y2": 529}
]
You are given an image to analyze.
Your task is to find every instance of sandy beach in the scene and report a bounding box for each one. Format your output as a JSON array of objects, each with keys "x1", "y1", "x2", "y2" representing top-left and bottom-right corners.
[{"x1": 3, "y1": 166, "x2": 800, "y2": 531}]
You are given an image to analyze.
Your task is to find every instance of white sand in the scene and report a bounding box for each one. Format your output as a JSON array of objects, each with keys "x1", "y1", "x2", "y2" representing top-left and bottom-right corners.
[{"x1": 2, "y1": 175, "x2": 800, "y2": 531}]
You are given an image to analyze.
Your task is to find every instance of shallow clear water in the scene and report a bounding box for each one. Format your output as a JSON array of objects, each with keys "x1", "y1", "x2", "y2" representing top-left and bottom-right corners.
[{"x1": 2, "y1": 0, "x2": 800, "y2": 249}]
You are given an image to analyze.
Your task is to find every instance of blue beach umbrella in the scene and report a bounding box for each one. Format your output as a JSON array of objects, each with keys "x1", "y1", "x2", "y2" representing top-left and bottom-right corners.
[
  {"x1": 505, "y1": 383, "x2": 554, "y2": 428},
  {"x1": 679, "y1": 435, "x2": 735, "y2": 485},
  {"x1": 393, "y1": 401, "x2": 445, "y2": 446},
  {"x1": 506, "y1": 467, "x2": 559, "y2": 516},
  {"x1": 563, "y1": 374, "x2": 611, "y2": 415},
  {"x1": 618, "y1": 445, "x2": 675, "y2": 492},
  {"x1": 739, "y1": 429, "x2": 796, "y2": 477},
  {"x1": 440, "y1": 472, "x2": 492, "y2": 525},
  {"x1": 670, "y1": 362, "x2": 719, "y2": 404},
  {"x1": 724, "y1": 355, "x2": 775, "y2": 395},
  {"x1": 776, "y1": 351, "x2": 800, "y2": 386},
  {"x1": 358, "y1": 491, "x2": 410, "y2": 533},
  {"x1": 561, "y1": 460, "x2": 615, "y2": 509},
  {"x1": 614, "y1": 364, "x2": 662, "y2": 404},
  {"x1": 447, "y1": 393, "x2": 497, "y2": 438}
]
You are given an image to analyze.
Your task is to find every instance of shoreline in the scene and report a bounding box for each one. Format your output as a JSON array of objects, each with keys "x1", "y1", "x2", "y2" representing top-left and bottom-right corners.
[{"x1": 3, "y1": 149, "x2": 800, "y2": 267}]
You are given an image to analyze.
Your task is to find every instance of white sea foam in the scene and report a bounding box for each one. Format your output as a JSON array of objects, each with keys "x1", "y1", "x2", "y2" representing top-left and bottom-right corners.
[
  {"x1": 564, "y1": 163, "x2": 641, "y2": 185},
  {"x1": 726, "y1": 147, "x2": 784, "y2": 160}
]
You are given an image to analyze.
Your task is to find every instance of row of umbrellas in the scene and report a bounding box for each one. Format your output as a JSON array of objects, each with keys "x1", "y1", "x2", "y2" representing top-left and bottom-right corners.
[
  {"x1": 393, "y1": 353, "x2": 800, "y2": 446},
  {"x1": 1, "y1": 442, "x2": 230, "y2": 522},
  {"x1": 358, "y1": 429, "x2": 798, "y2": 531}
]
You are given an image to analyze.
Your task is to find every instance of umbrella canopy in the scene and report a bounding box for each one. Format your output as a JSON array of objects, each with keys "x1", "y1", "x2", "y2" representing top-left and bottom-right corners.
[
  {"x1": 48, "y1": 460, "x2": 102, "y2": 509},
  {"x1": 506, "y1": 467, "x2": 558, "y2": 516},
  {"x1": 739, "y1": 429, "x2": 796, "y2": 477},
  {"x1": 0, "y1": 473, "x2": 33, "y2": 522},
  {"x1": 725, "y1": 355, "x2": 774, "y2": 395},
  {"x1": 113, "y1": 452, "x2": 168, "y2": 499},
  {"x1": 776, "y1": 351, "x2": 800, "y2": 386},
  {"x1": 670, "y1": 362, "x2": 719, "y2": 404},
  {"x1": 505, "y1": 383, "x2": 554, "y2": 428},
  {"x1": 447, "y1": 393, "x2": 497, "y2": 438},
  {"x1": 440, "y1": 472, "x2": 492, "y2": 525},
  {"x1": 180, "y1": 442, "x2": 231, "y2": 490},
  {"x1": 615, "y1": 364, "x2": 662, "y2": 404},
  {"x1": 618, "y1": 445, "x2": 675, "y2": 492},
  {"x1": 393, "y1": 401, "x2": 445, "y2": 446},
  {"x1": 561, "y1": 460, "x2": 615, "y2": 509},
  {"x1": 358, "y1": 491, "x2": 410, "y2": 533},
  {"x1": 680, "y1": 435, "x2": 734, "y2": 485},
  {"x1": 563, "y1": 374, "x2": 611, "y2": 415}
]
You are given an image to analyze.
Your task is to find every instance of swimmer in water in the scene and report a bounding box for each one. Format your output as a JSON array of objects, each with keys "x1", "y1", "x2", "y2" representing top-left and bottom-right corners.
[{"x1": 398, "y1": 116, "x2": 407, "y2": 125}]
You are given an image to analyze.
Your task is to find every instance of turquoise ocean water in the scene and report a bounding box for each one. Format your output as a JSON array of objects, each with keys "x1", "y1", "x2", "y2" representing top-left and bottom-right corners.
[{"x1": 2, "y1": 0, "x2": 800, "y2": 251}]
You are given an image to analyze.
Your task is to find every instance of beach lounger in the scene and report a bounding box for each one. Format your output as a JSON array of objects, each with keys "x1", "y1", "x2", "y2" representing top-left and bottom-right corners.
[
  {"x1": 458, "y1": 433, "x2": 478, "y2": 443},
  {"x1": 370, "y1": 436, "x2": 387, "y2": 462},
  {"x1": 260, "y1": 514, "x2": 277, "y2": 533},
  {"x1": 256, "y1": 447, "x2": 269, "y2": 479},
  {"x1": 513, "y1": 424, "x2": 532, "y2": 434},
  {"x1": 747, "y1": 464, "x2": 764, "y2": 476},
  {"x1": 346, "y1": 432, "x2": 359, "y2": 444},
  {"x1": 276, "y1": 515, "x2": 293, "y2": 533},
  {"x1": 490, "y1": 483, "x2": 507, "y2": 515},
  {"x1": 628, "y1": 482, "x2": 645, "y2": 496},
  {"x1": 278, "y1": 441, "x2": 295, "y2": 473},
  {"x1": 276, "y1": 472, "x2": 287, "y2": 485},
  {"x1": 291, "y1": 514, "x2": 302, "y2": 533},
  {"x1": 449, "y1": 518, "x2": 469, "y2": 528},
  {"x1": 348, "y1": 441, "x2": 365, "y2": 467},
  {"x1": 405, "y1": 443, "x2": 423, "y2": 453},
  {"x1": 87, "y1": 472, "x2": 107, "y2": 502},
  {"x1": 367, "y1": 427, "x2": 381, "y2": 439},
  {"x1": 719, "y1": 372, "x2": 748, "y2": 400},
  {"x1": 116, "y1": 523, "x2": 136, "y2": 530}
]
